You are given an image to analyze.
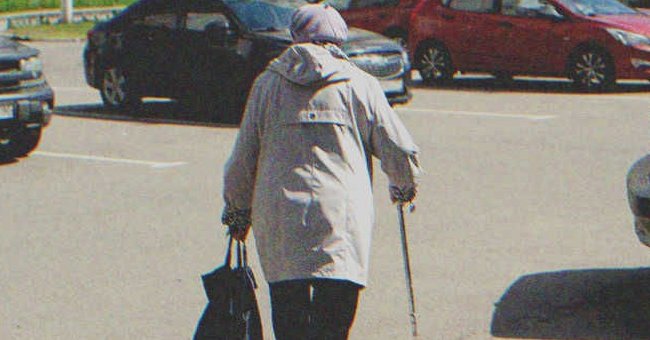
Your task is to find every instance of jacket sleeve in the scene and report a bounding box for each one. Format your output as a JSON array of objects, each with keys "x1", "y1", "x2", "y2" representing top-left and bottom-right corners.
[
  {"x1": 358, "y1": 78, "x2": 422, "y2": 194},
  {"x1": 222, "y1": 78, "x2": 265, "y2": 215}
]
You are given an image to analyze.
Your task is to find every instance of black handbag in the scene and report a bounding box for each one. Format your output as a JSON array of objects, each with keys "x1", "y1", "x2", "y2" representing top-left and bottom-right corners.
[{"x1": 193, "y1": 237, "x2": 263, "y2": 340}]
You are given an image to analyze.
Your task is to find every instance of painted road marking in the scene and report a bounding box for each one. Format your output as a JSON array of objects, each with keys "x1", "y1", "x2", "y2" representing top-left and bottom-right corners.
[
  {"x1": 33, "y1": 151, "x2": 187, "y2": 169},
  {"x1": 397, "y1": 108, "x2": 556, "y2": 121}
]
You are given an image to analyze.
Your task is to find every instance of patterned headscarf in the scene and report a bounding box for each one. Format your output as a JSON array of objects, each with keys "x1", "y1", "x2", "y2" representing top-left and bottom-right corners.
[{"x1": 290, "y1": 3, "x2": 348, "y2": 45}]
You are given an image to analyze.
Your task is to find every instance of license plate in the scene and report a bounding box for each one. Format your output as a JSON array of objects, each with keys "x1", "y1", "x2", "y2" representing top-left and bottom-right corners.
[{"x1": 0, "y1": 104, "x2": 14, "y2": 119}]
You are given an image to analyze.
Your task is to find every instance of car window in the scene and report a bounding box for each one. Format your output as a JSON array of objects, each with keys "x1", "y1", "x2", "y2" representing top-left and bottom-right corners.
[
  {"x1": 133, "y1": 13, "x2": 178, "y2": 29},
  {"x1": 349, "y1": 0, "x2": 399, "y2": 9},
  {"x1": 226, "y1": 0, "x2": 296, "y2": 31},
  {"x1": 556, "y1": 0, "x2": 637, "y2": 15},
  {"x1": 448, "y1": 0, "x2": 496, "y2": 13},
  {"x1": 627, "y1": 0, "x2": 650, "y2": 8},
  {"x1": 501, "y1": 0, "x2": 558, "y2": 17},
  {"x1": 327, "y1": 0, "x2": 353, "y2": 11},
  {"x1": 186, "y1": 12, "x2": 230, "y2": 32}
]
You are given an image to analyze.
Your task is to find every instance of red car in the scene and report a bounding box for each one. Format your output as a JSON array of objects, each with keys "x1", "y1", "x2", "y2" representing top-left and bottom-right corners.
[{"x1": 409, "y1": 0, "x2": 650, "y2": 91}]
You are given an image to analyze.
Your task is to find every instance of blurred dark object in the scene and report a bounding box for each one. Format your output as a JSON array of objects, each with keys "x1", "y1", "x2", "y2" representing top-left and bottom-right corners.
[
  {"x1": 627, "y1": 154, "x2": 650, "y2": 247},
  {"x1": 491, "y1": 268, "x2": 650, "y2": 339},
  {"x1": 193, "y1": 237, "x2": 263, "y2": 340}
]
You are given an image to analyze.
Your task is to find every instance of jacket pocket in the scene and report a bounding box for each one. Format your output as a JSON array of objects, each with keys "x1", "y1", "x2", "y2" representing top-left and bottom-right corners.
[{"x1": 283, "y1": 110, "x2": 352, "y2": 128}]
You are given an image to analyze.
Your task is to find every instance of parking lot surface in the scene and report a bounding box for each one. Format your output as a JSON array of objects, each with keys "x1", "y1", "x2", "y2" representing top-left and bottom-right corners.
[{"x1": 2, "y1": 41, "x2": 650, "y2": 339}]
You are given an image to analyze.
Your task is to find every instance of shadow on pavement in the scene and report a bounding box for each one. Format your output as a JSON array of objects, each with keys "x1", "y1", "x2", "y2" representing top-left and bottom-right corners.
[
  {"x1": 491, "y1": 268, "x2": 650, "y2": 340},
  {"x1": 54, "y1": 100, "x2": 241, "y2": 128},
  {"x1": 410, "y1": 76, "x2": 650, "y2": 94}
]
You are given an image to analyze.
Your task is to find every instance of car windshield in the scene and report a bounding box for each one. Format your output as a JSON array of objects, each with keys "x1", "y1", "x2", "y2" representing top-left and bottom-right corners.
[
  {"x1": 557, "y1": 0, "x2": 637, "y2": 15},
  {"x1": 224, "y1": 0, "x2": 307, "y2": 31}
]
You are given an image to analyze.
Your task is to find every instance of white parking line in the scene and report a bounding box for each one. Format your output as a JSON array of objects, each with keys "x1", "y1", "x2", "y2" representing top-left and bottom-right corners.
[
  {"x1": 397, "y1": 108, "x2": 556, "y2": 121},
  {"x1": 33, "y1": 151, "x2": 187, "y2": 169}
]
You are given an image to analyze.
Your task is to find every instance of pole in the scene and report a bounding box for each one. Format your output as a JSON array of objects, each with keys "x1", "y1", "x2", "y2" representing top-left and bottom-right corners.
[
  {"x1": 62, "y1": 0, "x2": 73, "y2": 24},
  {"x1": 397, "y1": 203, "x2": 418, "y2": 337}
]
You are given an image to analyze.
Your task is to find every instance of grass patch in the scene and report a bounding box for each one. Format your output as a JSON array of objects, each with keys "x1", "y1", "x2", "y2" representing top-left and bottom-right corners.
[
  {"x1": 7, "y1": 21, "x2": 95, "y2": 40},
  {"x1": 1, "y1": 1, "x2": 135, "y2": 12}
]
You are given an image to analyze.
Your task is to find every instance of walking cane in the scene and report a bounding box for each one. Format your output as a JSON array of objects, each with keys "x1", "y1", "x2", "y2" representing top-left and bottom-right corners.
[{"x1": 397, "y1": 202, "x2": 418, "y2": 337}]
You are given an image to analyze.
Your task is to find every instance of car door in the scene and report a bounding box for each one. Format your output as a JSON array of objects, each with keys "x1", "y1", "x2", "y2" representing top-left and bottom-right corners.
[
  {"x1": 443, "y1": 0, "x2": 502, "y2": 70},
  {"x1": 497, "y1": 0, "x2": 573, "y2": 74},
  {"x1": 333, "y1": 0, "x2": 405, "y2": 36},
  {"x1": 177, "y1": 0, "x2": 244, "y2": 110},
  {"x1": 122, "y1": 3, "x2": 180, "y2": 96}
]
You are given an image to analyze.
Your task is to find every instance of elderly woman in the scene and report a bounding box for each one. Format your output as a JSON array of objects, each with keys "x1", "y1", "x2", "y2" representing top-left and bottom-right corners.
[{"x1": 222, "y1": 3, "x2": 421, "y2": 339}]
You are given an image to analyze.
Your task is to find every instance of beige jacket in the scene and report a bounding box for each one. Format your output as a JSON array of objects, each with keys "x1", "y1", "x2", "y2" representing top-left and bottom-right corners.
[{"x1": 223, "y1": 43, "x2": 421, "y2": 286}]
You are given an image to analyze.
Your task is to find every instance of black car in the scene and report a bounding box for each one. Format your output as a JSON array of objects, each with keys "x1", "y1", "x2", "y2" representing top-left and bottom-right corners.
[
  {"x1": 83, "y1": 0, "x2": 411, "y2": 121},
  {"x1": 0, "y1": 37, "x2": 54, "y2": 159}
]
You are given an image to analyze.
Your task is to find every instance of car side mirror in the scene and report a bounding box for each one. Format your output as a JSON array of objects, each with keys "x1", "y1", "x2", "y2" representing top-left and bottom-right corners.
[
  {"x1": 517, "y1": 5, "x2": 565, "y2": 21},
  {"x1": 205, "y1": 21, "x2": 236, "y2": 45},
  {"x1": 538, "y1": 5, "x2": 565, "y2": 21}
]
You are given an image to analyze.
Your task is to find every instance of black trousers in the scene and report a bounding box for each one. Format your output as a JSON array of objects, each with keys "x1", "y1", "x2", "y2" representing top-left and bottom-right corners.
[{"x1": 269, "y1": 279, "x2": 362, "y2": 340}]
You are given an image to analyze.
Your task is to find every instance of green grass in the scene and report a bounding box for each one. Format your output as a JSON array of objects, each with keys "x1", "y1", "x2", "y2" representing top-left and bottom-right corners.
[
  {"x1": 7, "y1": 21, "x2": 95, "y2": 40},
  {"x1": 1, "y1": 0, "x2": 135, "y2": 13}
]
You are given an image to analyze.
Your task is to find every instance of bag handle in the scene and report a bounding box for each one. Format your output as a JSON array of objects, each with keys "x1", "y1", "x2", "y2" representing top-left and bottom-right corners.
[
  {"x1": 224, "y1": 236, "x2": 234, "y2": 268},
  {"x1": 235, "y1": 240, "x2": 249, "y2": 268},
  {"x1": 224, "y1": 236, "x2": 249, "y2": 269}
]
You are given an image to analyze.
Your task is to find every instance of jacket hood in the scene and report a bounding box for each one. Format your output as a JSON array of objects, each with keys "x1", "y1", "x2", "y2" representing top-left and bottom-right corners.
[{"x1": 268, "y1": 43, "x2": 350, "y2": 86}]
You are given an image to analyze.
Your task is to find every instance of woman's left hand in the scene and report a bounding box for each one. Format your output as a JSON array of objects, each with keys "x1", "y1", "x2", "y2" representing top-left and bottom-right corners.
[{"x1": 229, "y1": 224, "x2": 252, "y2": 241}]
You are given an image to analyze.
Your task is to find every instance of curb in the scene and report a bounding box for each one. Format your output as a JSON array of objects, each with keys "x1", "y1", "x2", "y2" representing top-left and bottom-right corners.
[{"x1": 1, "y1": 34, "x2": 86, "y2": 43}]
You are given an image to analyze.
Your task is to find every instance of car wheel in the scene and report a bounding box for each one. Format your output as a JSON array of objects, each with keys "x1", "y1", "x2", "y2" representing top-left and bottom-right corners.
[
  {"x1": 100, "y1": 67, "x2": 141, "y2": 109},
  {"x1": 0, "y1": 127, "x2": 41, "y2": 159},
  {"x1": 415, "y1": 42, "x2": 453, "y2": 85},
  {"x1": 569, "y1": 48, "x2": 615, "y2": 92}
]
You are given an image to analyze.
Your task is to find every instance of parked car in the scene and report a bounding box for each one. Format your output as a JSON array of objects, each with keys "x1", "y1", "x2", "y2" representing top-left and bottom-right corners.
[
  {"x1": 83, "y1": 0, "x2": 411, "y2": 122},
  {"x1": 0, "y1": 36, "x2": 53, "y2": 159},
  {"x1": 409, "y1": 0, "x2": 650, "y2": 91},
  {"x1": 328, "y1": 0, "x2": 419, "y2": 45},
  {"x1": 627, "y1": 154, "x2": 650, "y2": 248}
]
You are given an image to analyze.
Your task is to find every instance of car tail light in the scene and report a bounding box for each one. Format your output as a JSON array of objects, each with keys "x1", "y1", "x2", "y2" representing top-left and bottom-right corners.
[{"x1": 87, "y1": 29, "x2": 107, "y2": 47}]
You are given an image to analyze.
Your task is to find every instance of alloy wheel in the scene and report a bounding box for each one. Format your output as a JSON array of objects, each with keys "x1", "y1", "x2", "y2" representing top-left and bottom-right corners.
[
  {"x1": 571, "y1": 50, "x2": 614, "y2": 91},
  {"x1": 417, "y1": 44, "x2": 452, "y2": 84},
  {"x1": 102, "y1": 67, "x2": 127, "y2": 107}
]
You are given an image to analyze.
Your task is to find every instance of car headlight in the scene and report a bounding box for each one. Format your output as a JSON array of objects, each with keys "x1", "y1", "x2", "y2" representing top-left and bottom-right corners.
[
  {"x1": 20, "y1": 57, "x2": 43, "y2": 74},
  {"x1": 606, "y1": 28, "x2": 650, "y2": 46},
  {"x1": 401, "y1": 50, "x2": 411, "y2": 71}
]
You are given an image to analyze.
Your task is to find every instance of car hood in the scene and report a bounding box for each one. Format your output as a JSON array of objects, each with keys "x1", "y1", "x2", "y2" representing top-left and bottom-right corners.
[
  {"x1": 0, "y1": 37, "x2": 39, "y2": 60},
  {"x1": 587, "y1": 14, "x2": 650, "y2": 35},
  {"x1": 251, "y1": 27, "x2": 404, "y2": 56}
]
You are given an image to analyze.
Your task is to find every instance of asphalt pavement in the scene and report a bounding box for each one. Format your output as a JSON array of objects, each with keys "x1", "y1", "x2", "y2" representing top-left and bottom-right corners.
[{"x1": 2, "y1": 41, "x2": 650, "y2": 340}]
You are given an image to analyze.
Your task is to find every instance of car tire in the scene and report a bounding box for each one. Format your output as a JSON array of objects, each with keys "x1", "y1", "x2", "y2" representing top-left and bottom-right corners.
[
  {"x1": 100, "y1": 66, "x2": 141, "y2": 110},
  {"x1": 569, "y1": 48, "x2": 615, "y2": 92},
  {"x1": 415, "y1": 42, "x2": 453, "y2": 85},
  {"x1": 0, "y1": 127, "x2": 41, "y2": 159}
]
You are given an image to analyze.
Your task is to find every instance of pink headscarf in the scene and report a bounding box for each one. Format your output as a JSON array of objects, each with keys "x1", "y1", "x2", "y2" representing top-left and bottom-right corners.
[{"x1": 290, "y1": 3, "x2": 349, "y2": 45}]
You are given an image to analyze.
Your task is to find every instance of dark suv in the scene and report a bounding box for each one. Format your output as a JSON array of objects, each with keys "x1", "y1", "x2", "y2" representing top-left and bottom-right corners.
[
  {"x1": 83, "y1": 0, "x2": 411, "y2": 122},
  {"x1": 0, "y1": 37, "x2": 54, "y2": 159}
]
